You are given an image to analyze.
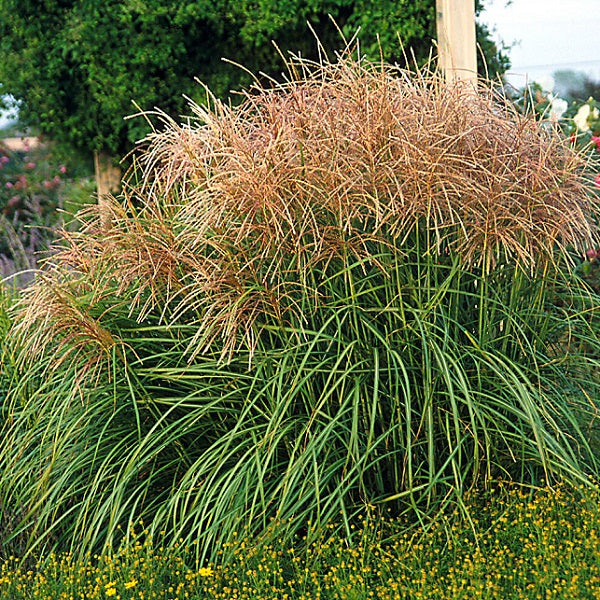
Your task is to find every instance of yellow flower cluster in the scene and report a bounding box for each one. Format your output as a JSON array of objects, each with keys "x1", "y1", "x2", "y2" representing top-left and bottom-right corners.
[
  {"x1": 1, "y1": 483, "x2": 600, "y2": 599},
  {"x1": 0, "y1": 531, "x2": 203, "y2": 600}
]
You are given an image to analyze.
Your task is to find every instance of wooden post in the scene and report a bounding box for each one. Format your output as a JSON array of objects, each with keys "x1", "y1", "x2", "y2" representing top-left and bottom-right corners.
[
  {"x1": 436, "y1": 0, "x2": 477, "y2": 84},
  {"x1": 94, "y1": 150, "x2": 121, "y2": 226}
]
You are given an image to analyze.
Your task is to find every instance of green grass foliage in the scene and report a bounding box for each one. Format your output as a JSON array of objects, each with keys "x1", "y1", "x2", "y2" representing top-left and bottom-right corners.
[{"x1": 2, "y1": 52, "x2": 600, "y2": 562}]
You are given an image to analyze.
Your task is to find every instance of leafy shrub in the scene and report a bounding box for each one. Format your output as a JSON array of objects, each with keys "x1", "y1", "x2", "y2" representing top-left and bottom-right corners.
[
  {"x1": 0, "y1": 138, "x2": 95, "y2": 282},
  {"x1": 2, "y1": 51, "x2": 600, "y2": 562}
]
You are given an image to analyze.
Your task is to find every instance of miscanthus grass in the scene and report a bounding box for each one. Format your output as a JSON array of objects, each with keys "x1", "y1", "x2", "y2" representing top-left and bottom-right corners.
[
  {"x1": 2, "y1": 46, "x2": 600, "y2": 562},
  {"x1": 1, "y1": 483, "x2": 600, "y2": 599}
]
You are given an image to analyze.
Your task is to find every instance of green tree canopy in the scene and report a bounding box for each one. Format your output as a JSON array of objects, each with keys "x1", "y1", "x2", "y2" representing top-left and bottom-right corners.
[{"x1": 0, "y1": 0, "x2": 509, "y2": 160}]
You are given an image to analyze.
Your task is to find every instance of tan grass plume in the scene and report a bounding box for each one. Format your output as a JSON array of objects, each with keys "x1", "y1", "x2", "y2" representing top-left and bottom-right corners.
[{"x1": 12, "y1": 49, "x2": 600, "y2": 364}]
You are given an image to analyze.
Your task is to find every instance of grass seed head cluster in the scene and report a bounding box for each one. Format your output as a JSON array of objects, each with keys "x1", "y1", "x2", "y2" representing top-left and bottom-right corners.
[{"x1": 128, "y1": 54, "x2": 595, "y2": 354}]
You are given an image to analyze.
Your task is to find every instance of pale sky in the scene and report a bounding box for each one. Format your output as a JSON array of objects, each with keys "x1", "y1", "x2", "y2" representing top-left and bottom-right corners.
[
  {"x1": 0, "y1": 97, "x2": 17, "y2": 129},
  {"x1": 480, "y1": 0, "x2": 600, "y2": 89}
]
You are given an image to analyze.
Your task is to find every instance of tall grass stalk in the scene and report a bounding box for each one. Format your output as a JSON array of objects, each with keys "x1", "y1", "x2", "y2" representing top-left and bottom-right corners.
[{"x1": 2, "y1": 50, "x2": 600, "y2": 562}]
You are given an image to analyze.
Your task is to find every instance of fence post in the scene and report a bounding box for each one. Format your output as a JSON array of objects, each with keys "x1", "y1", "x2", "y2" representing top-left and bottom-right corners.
[
  {"x1": 436, "y1": 0, "x2": 477, "y2": 84},
  {"x1": 94, "y1": 150, "x2": 121, "y2": 226}
]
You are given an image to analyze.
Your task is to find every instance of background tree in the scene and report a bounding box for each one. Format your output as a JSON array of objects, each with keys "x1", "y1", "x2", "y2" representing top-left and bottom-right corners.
[
  {"x1": 0, "y1": 0, "x2": 510, "y2": 196},
  {"x1": 554, "y1": 70, "x2": 600, "y2": 103}
]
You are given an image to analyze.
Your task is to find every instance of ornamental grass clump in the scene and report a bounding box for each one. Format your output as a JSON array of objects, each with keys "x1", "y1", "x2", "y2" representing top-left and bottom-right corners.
[{"x1": 2, "y1": 51, "x2": 600, "y2": 562}]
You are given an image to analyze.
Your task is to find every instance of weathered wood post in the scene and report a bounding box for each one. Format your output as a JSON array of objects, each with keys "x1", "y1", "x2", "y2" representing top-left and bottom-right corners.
[
  {"x1": 94, "y1": 150, "x2": 121, "y2": 226},
  {"x1": 436, "y1": 0, "x2": 477, "y2": 84}
]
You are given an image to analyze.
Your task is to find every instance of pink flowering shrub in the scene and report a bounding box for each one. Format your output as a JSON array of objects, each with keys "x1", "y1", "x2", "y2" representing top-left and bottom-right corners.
[
  {"x1": 0, "y1": 139, "x2": 68, "y2": 274},
  {"x1": 565, "y1": 99, "x2": 600, "y2": 277}
]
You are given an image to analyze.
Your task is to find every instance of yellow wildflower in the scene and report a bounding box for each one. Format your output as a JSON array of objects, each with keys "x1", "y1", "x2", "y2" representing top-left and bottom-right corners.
[{"x1": 105, "y1": 581, "x2": 117, "y2": 597}]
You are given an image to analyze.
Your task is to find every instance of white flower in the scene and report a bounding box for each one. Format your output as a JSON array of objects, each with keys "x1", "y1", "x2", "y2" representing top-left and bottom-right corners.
[
  {"x1": 549, "y1": 97, "x2": 568, "y2": 121},
  {"x1": 573, "y1": 103, "x2": 599, "y2": 131}
]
